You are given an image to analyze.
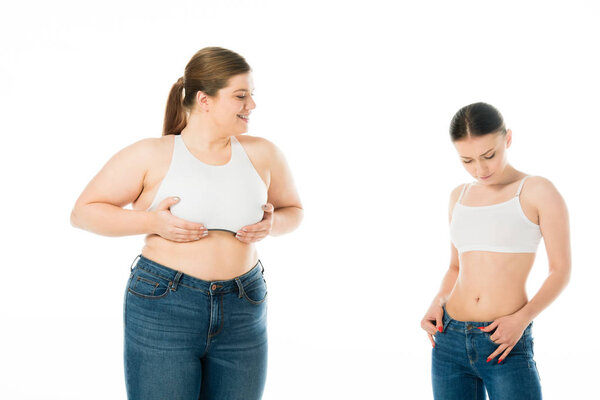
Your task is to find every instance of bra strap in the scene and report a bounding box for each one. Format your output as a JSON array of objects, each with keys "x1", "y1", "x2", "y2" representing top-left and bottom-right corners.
[
  {"x1": 515, "y1": 176, "x2": 530, "y2": 197},
  {"x1": 457, "y1": 183, "x2": 470, "y2": 204}
]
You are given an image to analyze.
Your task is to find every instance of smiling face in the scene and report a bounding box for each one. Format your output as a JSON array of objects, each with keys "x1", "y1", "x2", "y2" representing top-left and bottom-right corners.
[
  {"x1": 204, "y1": 72, "x2": 256, "y2": 136},
  {"x1": 453, "y1": 130, "x2": 512, "y2": 184}
]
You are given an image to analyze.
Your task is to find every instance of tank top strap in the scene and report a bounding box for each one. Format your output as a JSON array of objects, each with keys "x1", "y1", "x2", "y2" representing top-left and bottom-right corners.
[
  {"x1": 515, "y1": 176, "x2": 530, "y2": 197},
  {"x1": 457, "y1": 183, "x2": 471, "y2": 204}
]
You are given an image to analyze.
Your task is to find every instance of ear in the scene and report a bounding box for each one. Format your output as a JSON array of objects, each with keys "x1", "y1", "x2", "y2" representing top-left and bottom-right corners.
[
  {"x1": 195, "y1": 90, "x2": 211, "y2": 111},
  {"x1": 505, "y1": 129, "x2": 513, "y2": 149}
]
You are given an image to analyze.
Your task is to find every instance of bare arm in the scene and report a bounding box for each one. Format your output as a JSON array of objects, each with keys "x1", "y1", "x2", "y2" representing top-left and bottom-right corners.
[
  {"x1": 421, "y1": 185, "x2": 463, "y2": 345},
  {"x1": 516, "y1": 177, "x2": 571, "y2": 321},
  {"x1": 266, "y1": 141, "x2": 303, "y2": 236},
  {"x1": 236, "y1": 138, "x2": 303, "y2": 242},
  {"x1": 70, "y1": 138, "x2": 205, "y2": 241}
]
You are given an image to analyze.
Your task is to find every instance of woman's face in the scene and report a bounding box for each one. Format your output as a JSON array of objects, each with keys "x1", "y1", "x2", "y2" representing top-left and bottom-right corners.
[
  {"x1": 453, "y1": 130, "x2": 512, "y2": 185},
  {"x1": 206, "y1": 72, "x2": 256, "y2": 136}
]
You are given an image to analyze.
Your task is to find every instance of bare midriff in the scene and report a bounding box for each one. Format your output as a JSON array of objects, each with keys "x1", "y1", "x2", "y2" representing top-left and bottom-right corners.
[
  {"x1": 140, "y1": 232, "x2": 259, "y2": 281},
  {"x1": 445, "y1": 251, "x2": 536, "y2": 322}
]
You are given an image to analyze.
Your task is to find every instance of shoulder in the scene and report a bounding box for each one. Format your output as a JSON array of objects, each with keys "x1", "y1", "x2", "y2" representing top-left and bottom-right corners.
[
  {"x1": 236, "y1": 134, "x2": 283, "y2": 160},
  {"x1": 522, "y1": 175, "x2": 560, "y2": 198},
  {"x1": 449, "y1": 183, "x2": 467, "y2": 204},
  {"x1": 448, "y1": 183, "x2": 467, "y2": 220},
  {"x1": 522, "y1": 175, "x2": 565, "y2": 209}
]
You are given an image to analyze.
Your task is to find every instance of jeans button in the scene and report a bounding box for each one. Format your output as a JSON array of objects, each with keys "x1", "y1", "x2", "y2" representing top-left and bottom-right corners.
[
  {"x1": 466, "y1": 324, "x2": 473, "y2": 329},
  {"x1": 211, "y1": 284, "x2": 217, "y2": 290}
]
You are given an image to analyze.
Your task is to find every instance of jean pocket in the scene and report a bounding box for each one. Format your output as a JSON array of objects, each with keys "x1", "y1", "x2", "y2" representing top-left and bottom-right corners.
[
  {"x1": 241, "y1": 275, "x2": 268, "y2": 305},
  {"x1": 127, "y1": 268, "x2": 171, "y2": 299}
]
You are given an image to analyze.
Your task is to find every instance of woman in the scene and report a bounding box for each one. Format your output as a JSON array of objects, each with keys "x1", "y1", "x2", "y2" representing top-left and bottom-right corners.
[
  {"x1": 71, "y1": 47, "x2": 303, "y2": 400},
  {"x1": 420, "y1": 102, "x2": 570, "y2": 399}
]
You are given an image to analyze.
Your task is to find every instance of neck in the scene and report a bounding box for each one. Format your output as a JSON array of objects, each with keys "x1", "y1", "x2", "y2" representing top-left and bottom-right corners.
[{"x1": 180, "y1": 111, "x2": 231, "y2": 151}]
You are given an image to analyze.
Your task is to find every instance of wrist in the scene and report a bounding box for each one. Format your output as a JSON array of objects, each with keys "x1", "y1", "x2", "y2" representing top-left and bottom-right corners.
[
  {"x1": 145, "y1": 210, "x2": 157, "y2": 235},
  {"x1": 514, "y1": 306, "x2": 534, "y2": 325}
]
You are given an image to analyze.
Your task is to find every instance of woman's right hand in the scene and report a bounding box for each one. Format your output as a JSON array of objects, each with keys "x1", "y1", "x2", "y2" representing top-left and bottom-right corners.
[
  {"x1": 421, "y1": 302, "x2": 444, "y2": 347},
  {"x1": 150, "y1": 197, "x2": 208, "y2": 242}
]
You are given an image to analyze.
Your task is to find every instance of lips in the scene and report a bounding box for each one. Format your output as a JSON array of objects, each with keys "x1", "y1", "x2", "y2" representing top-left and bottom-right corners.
[
  {"x1": 237, "y1": 114, "x2": 249, "y2": 122},
  {"x1": 480, "y1": 173, "x2": 493, "y2": 180}
]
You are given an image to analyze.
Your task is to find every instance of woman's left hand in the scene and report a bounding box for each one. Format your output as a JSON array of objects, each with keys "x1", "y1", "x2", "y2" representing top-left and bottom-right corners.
[
  {"x1": 479, "y1": 312, "x2": 531, "y2": 363},
  {"x1": 235, "y1": 204, "x2": 275, "y2": 243}
]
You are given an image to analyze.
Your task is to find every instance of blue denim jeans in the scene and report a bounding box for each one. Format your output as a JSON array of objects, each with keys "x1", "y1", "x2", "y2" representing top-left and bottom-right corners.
[
  {"x1": 432, "y1": 306, "x2": 542, "y2": 400},
  {"x1": 123, "y1": 254, "x2": 268, "y2": 400}
]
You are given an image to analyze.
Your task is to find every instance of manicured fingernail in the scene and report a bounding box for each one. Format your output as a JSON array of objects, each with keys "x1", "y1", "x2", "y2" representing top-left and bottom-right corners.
[
  {"x1": 486, "y1": 358, "x2": 491, "y2": 363},
  {"x1": 498, "y1": 358, "x2": 503, "y2": 364},
  {"x1": 432, "y1": 343, "x2": 435, "y2": 348},
  {"x1": 478, "y1": 327, "x2": 485, "y2": 330},
  {"x1": 438, "y1": 326, "x2": 443, "y2": 332}
]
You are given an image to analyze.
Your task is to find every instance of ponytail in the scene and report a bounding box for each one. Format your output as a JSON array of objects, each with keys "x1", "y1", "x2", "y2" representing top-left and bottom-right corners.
[
  {"x1": 162, "y1": 76, "x2": 187, "y2": 136},
  {"x1": 162, "y1": 47, "x2": 251, "y2": 136}
]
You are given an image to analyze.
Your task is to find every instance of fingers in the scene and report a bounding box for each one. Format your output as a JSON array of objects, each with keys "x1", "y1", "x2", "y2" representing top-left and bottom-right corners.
[
  {"x1": 428, "y1": 333, "x2": 435, "y2": 348},
  {"x1": 421, "y1": 318, "x2": 438, "y2": 336},
  {"x1": 235, "y1": 230, "x2": 268, "y2": 243},
  {"x1": 435, "y1": 310, "x2": 443, "y2": 333},
  {"x1": 498, "y1": 345, "x2": 514, "y2": 363},
  {"x1": 262, "y1": 203, "x2": 275, "y2": 213},
  {"x1": 487, "y1": 343, "x2": 508, "y2": 363},
  {"x1": 480, "y1": 319, "x2": 499, "y2": 333}
]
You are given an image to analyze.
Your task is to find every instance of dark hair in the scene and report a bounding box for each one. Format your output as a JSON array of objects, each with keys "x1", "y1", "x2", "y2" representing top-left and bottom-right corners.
[
  {"x1": 449, "y1": 102, "x2": 506, "y2": 141},
  {"x1": 162, "y1": 47, "x2": 251, "y2": 136}
]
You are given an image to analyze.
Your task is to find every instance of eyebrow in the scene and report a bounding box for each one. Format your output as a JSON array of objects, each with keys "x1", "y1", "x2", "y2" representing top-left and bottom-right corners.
[
  {"x1": 461, "y1": 147, "x2": 495, "y2": 159},
  {"x1": 233, "y1": 89, "x2": 254, "y2": 93}
]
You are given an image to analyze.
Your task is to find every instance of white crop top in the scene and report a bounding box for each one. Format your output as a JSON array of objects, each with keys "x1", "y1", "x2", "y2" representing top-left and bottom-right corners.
[
  {"x1": 449, "y1": 176, "x2": 542, "y2": 255},
  {"x1": 147, "y1": 134, "x2": 268, "y2": 233}
]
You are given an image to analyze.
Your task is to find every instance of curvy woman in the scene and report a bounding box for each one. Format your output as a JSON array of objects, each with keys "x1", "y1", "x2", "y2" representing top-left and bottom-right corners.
[
  {"x1": 420, "y1": 102, "x2": 570, "y2": 399},
  {"x1": 71, "y1": 47, "x2": 303, "y2": 400}
]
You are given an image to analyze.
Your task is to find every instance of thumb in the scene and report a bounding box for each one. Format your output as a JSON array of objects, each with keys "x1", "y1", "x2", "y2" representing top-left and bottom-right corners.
[
  {"x1": 480, "y1": 320, "x2": 499, "y2": 332},
  {"x1": 157, "y1": 196, "x2": 180, "y2": 210},
  {"x1": 262, "y1": 203, "x2": 274, "y2": 213}
]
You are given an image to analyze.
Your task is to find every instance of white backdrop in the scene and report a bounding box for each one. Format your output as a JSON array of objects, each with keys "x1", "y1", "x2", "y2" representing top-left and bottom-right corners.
[{"x1": 1, "y1": 1, "x2": 598, "y2": 398}]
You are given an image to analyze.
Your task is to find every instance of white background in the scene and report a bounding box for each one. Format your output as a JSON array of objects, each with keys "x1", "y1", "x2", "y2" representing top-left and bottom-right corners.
[{"x1": 1, "y1": 1, "x2": 598, "y2": 398}]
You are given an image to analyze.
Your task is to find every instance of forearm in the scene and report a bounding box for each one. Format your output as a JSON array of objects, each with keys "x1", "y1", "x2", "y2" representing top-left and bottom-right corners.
[
  {"x1": 431, "y1": 266, "x2": 459, "y2": 306},
  {"x1": 516, "y1": 267, "x2": 571, "y2": 322},
  {"x1": 71, "y1": 203, "x2": 155, "y2": 237},
  {"x1": 270, "y1": 206, "x2": 303, "y2": 236}
]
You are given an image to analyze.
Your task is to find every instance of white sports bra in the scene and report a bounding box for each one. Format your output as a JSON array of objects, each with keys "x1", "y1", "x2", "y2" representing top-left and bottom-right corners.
[
  {"x1": 147, "y1": 134, "x2": 268, "y2": 233},
  {"x1": 449, "y1": 176, "x2": 542, "y2": 255}
]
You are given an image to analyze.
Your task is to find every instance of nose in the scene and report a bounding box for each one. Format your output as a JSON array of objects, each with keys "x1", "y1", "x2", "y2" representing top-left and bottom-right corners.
[{"x1": 247, "y1": 95, "x2": 256, "y2": 110}]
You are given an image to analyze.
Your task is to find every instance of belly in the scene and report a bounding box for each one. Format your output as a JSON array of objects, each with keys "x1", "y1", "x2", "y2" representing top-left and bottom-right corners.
[
  {"x1": 446, "y1": 251, "x2": 536, "y2": 321},
  {"x1": 140, "y1": 231, "x2": 259, "y2": 281}
]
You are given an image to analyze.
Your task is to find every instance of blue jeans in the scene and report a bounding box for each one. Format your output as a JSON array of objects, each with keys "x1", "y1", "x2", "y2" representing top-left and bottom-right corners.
[
  {"x1": 432, "y1": 306, "x2": 542, "y2": 400},
  {"x1": 123, "y1": 254, "x2": 268, "y2": 400}
]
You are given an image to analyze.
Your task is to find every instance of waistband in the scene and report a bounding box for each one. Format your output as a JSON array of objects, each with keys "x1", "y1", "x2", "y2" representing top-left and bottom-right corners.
[
  {"x1": 129, "y1": 254, "x2": 264, "y2": 295},
  {"x1": 442, "y1": 304, "x2": 533, "y2": 335}
]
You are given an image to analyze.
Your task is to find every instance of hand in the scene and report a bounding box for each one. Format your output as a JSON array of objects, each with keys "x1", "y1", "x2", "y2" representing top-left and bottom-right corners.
[
  {"x1": 235, "y1": 203, "x2": 274, "y2": 243},
  {"x1": 150, "y1": 197, "x2": 208, "y2": 242},
  {"x1": 479, "y1": 312, "x2": 530, "y2": 363},
  {"x1": 421, "y1": 302, "x2": 444, "y2": 348}
]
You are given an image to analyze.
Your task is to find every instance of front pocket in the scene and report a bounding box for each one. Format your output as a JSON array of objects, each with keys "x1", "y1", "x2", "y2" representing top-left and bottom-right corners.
[
  {"x1": 242, "y1": 276, "x2": 268, "y2": 305},
  {"x1": 127, "y1": 269, "x2": 171, "y2": 299}
]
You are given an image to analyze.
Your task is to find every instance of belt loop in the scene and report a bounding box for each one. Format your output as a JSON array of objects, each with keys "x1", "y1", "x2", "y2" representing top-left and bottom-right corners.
[
  {"x1": 235, "y1": 277, "x2": 245, "y2": 299},
  {"x1": 130, "y1": 254, "x2": 141, "y2": 271},
  {"x1": 170, "y1": 271, "x2": 183, "y2": 292}
]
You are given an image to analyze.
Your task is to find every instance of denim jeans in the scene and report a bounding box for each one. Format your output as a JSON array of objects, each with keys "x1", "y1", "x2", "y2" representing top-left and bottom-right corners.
[
  {"x1": 123, "y1": 254, "x2": 268, "y2": 400},
  {"x1": 432, "y1": 306, "x2": 542, "y2": 400}
]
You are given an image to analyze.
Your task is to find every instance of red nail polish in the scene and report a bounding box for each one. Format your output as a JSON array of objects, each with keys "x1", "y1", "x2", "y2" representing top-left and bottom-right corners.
[
  {"x1": 438, "y1": 326, "x2": 443, "y2": 332},
  {"x1": 433, "y1": 343, "x2": 436, "y2": 348},
  {"x1": 498, "y1": 358, "x2": 503, "y2": 364},
  {"x1": 478, "y1": 327, "x2": 485, "y2": 330},
  {"x1": 486, "y1": 358, "x2": 491, "y2": 363}
]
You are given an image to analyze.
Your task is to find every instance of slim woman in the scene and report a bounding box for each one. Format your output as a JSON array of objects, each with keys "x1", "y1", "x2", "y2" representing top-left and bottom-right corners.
[
  {"x1": 420, "y1": 102, "x2": 570, "y2": 399},
  {"x1": 71, "y1": 47, "x2": 303, "y2": 400}
]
